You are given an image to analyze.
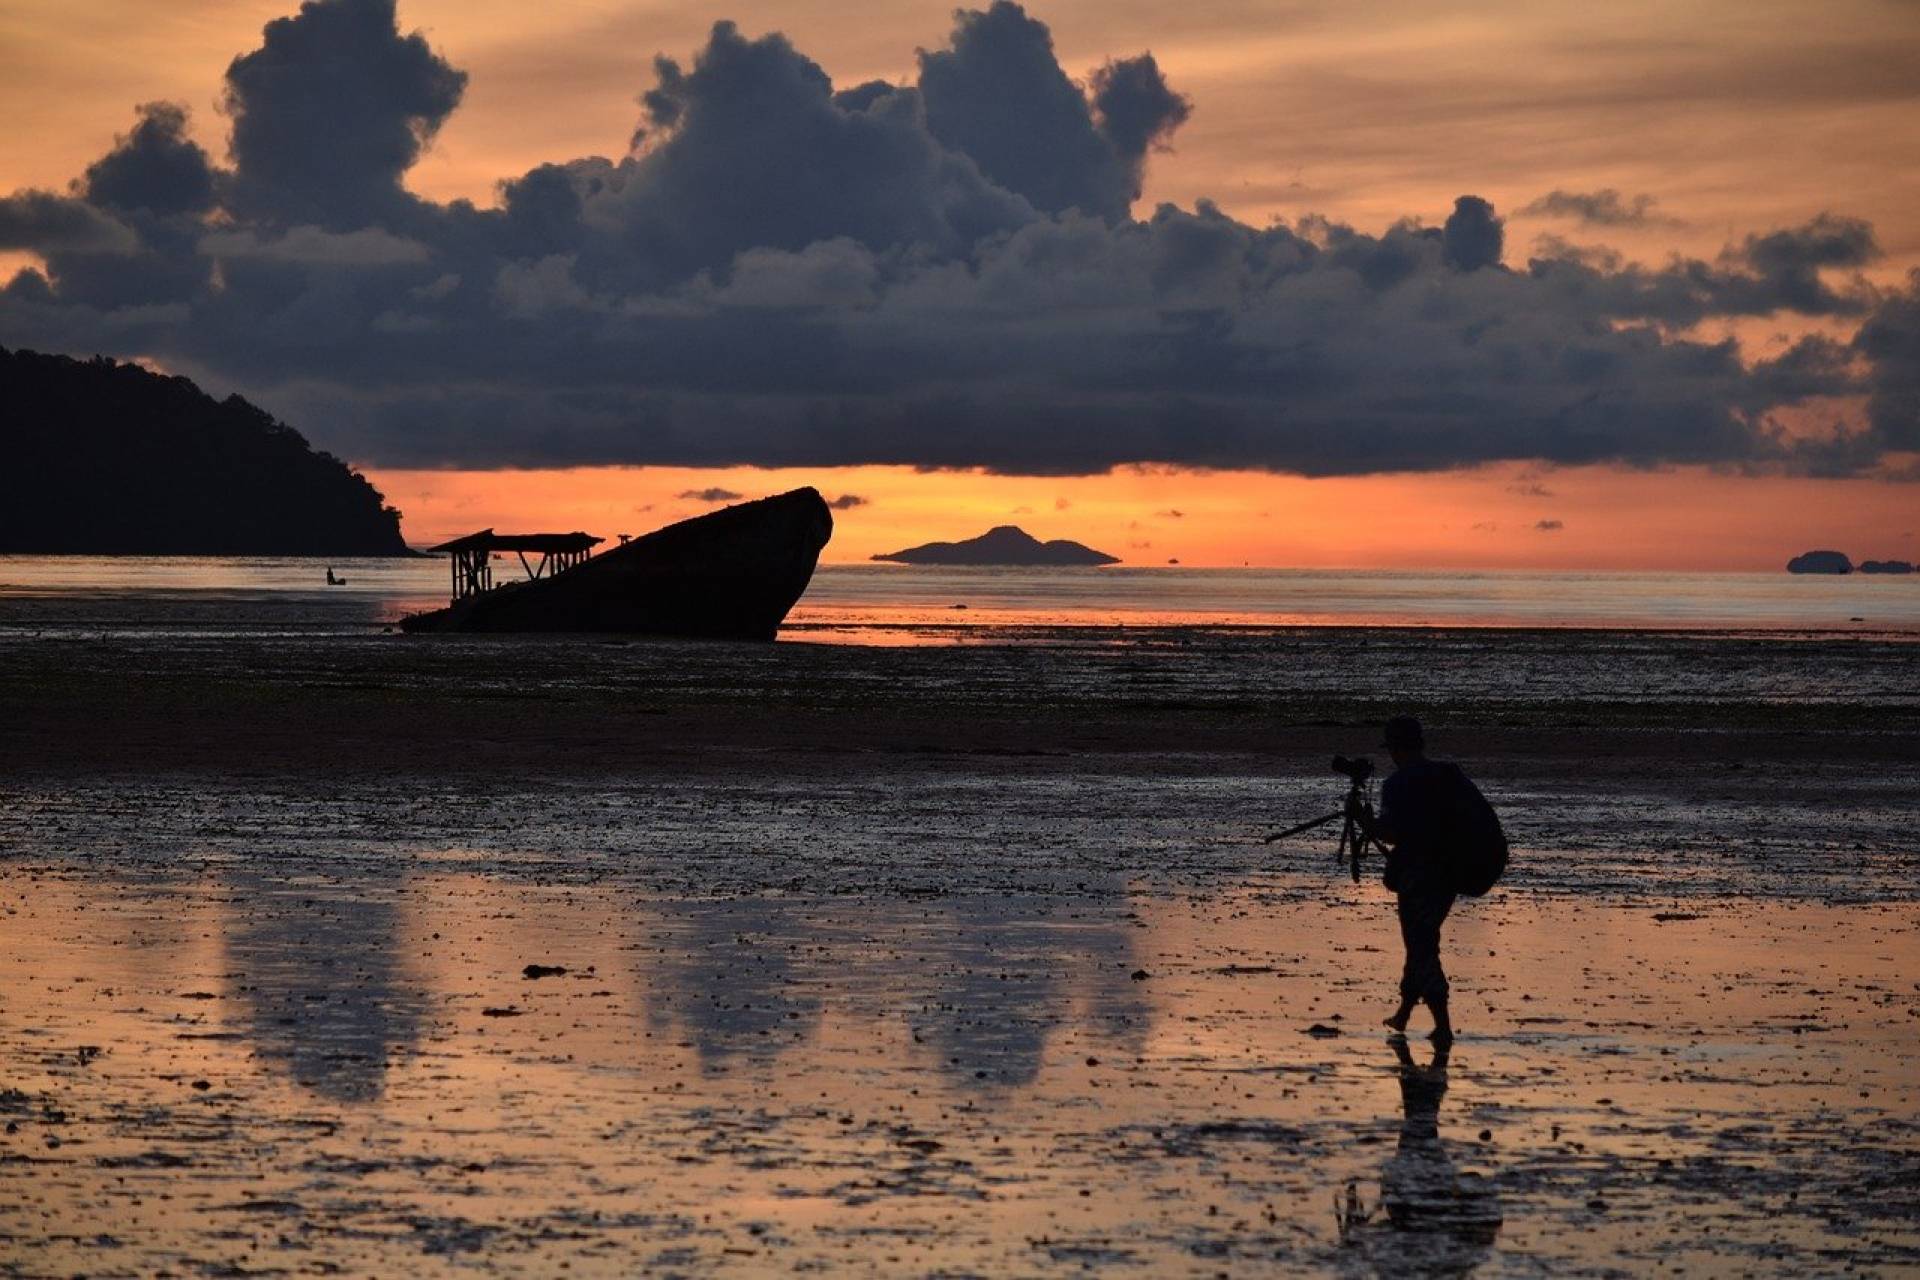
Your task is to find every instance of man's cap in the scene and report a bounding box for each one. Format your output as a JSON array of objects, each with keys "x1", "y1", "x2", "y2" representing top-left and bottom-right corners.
[{"x1": 1381, "y1": 715, "x2": 1425, "y2": 750}]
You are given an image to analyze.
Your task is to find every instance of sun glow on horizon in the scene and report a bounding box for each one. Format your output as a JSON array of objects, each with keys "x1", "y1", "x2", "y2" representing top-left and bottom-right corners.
[{"x1": 363, "y1": 462, "x2": 1920, "y2": 573}]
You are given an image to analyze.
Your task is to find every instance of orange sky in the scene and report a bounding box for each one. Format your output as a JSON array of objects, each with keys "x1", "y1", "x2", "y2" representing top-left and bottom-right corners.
[
  {"x1": 5, "y1": 1, "x2": 1918, "y2": 569},
  {"x1": 369, "y1": 462, "x2": 1920, "y2": 570}
]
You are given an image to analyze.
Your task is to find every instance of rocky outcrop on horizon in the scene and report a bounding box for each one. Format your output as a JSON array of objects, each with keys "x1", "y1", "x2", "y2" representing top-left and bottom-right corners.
[
  {"x1": 872, "y1": 525, "x2": 1119, "y2": 566},
  {"x1": 1786, "y1": 550, "x2": 1853, "y2": 574},
  {"x1": 1859, "y1": 559, "x2": 1915, "y2": 574}
]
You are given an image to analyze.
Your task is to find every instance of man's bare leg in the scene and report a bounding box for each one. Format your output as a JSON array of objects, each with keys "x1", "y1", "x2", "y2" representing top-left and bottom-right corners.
[{"x1": 1384, "y1": 998, "x2": 1416, "y2": 1034}]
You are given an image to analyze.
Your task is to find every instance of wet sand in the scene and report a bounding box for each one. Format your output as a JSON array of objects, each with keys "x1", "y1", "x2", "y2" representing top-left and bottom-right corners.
[{"x1": 2, "y1": 626, "x2": 1918, "y2": 1274}]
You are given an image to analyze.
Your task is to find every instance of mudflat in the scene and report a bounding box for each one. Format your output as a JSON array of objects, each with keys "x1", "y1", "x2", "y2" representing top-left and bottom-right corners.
[{"x1": 2, "y1": 626, "x2": 1917, "y2": 1274}]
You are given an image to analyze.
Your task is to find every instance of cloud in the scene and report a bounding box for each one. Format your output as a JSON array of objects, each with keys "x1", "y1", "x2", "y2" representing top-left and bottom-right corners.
[
  {"x1": 826, "y1": 492, "x2": 868, "y2": 510},
  {"x1": 0, "y1": 192, "x2": 137, "y2": 253},
  {"x1": 82, "y1": 103, "x2": 219, "y2": 217},
  {"x1": 678, "y1": 487, "x2": 744, "y2": 503},
  {"x1": 1156, "y1": 508, "x2": 1185, "y2": 518},
  {"x1": 1520, "y1": 189, "x2": 1678, "y2": 228},
  {"x1": 918, "y1": 1, "x2": 1184, "y2": 221},
  {"x1": 1535, "y1": 519, "x2": 1564, "y2": 531},
  {"x1": 1442, "y1": 195, "x2": 1502, "y2": 271},
  {"x1": 0, "y1": 0, "x2": 1913, "y2": 482},
  {"x1": 201, "y1": 226, "x2": 432, "y2": 265},
  {"x1": 1853, "y1": 270, "x2": 1920, "y2": 451},
  {"x1": 222, "y1": 0, "x2": 466, "y2": 228}
]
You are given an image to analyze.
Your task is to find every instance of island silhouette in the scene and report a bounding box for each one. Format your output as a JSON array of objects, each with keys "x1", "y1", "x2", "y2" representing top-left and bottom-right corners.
[
  {"x1": 1, "y1": 346, "x2": 409, "y2": 555},
  {"x1": 873, "y1": 525, "x2": 1119, "y2": 566}
]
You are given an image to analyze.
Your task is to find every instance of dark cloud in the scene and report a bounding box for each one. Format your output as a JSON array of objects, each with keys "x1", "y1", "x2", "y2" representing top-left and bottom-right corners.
[
  {"x1": 1520, "y1": 189, "x2": 1676, "y2": 228},
  {"x1": 678, "y1": 487, "x2": 744, "y2": 503},
  {"x1": 826, "y1": 493, "x2": 868, "y2": 510},
  {"x1": 223, "y1": 0, "x2": 466, "y2": 228},
  {"x1": 1535, "y1": 519, "x2": 1564, "y2": 531},
  {"x1": 1525, "y1": 217, "x2": 1880, "y2": 325},
  {"x1": 0, "y1": 0, "x2": 1912, "y2": 482},
  {"x1": 1853, "y1": 270, "x2": 1920, "y2": 451},
  {"x1": 82, "y1": 103, "x2": 219, "y2": 216},
  {"x1": 1089, "y1": 54, "x2": 1192, "y2": 200},
  {"x1": 918, "y1": 1, "x2": 1180, "y2": 221},
  {"x1": 1442, "y1": 195, "x2": 1503, "y2": 271},
  {"x1": 0, "y1": 192, "x2": 136, "y2": 253},
  {"x1": 603, "y1": 21, "x2": 1032, "y2": 286}
]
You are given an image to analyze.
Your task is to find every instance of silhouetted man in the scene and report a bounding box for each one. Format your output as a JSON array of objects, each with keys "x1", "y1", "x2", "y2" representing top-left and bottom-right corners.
[{"x1": 1354, "y1": 715, "x2": 1461, "y2": 1044}]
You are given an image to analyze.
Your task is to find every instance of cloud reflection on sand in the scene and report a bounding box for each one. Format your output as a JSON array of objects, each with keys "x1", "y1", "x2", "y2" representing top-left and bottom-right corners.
[{"x1": 3, "y1": 870, "x2": 1915, "y2": 1273}]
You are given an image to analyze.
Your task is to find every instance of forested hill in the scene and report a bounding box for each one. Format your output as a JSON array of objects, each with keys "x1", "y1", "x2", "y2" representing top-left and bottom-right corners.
[{"x1": 0, "y1": 347, "x2": 410, "y2": 555}]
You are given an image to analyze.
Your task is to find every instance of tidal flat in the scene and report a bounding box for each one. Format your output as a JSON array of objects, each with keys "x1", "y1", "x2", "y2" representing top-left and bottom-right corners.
[{"x1": 1, "y1": 626, "x2": 1917, "y2": 1275}]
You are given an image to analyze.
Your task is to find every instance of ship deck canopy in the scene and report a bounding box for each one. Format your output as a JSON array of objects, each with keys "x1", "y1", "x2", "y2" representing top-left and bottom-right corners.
[
  {"x1": 427, "y1": 530, "x2": 603, "y2": 555},
  {"x1": 427, "y1": 529, "x2": 605, "y2": 602}
]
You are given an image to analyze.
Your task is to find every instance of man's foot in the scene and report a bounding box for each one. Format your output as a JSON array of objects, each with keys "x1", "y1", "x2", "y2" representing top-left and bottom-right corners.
[
  {"x1": 1429, "y1": 1026, "x2": 1454, "y2": 1047},
  {"x1": 1384, "y1": 1007, "x2": 1413, "y2": 1033}
]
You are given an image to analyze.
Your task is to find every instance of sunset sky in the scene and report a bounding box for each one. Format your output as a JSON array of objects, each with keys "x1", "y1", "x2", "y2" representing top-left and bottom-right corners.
[{"x1": 3, "y1": 0, "x2": 1917, "y2": 567}]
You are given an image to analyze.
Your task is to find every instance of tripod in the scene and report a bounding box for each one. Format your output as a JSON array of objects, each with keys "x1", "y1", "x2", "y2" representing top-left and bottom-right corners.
[{"x1": 1265, "y1": 771, "x2": 1383, "y2": 883}]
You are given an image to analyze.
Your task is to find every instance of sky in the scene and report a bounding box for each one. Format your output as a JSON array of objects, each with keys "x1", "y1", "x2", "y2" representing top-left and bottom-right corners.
[{"x1": 2, "y1": 0, "x2": 1917, "y2": 567}]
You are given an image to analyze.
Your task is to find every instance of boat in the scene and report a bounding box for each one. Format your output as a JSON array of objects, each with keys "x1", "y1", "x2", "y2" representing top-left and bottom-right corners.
[{"x1": 399, "y1": 487, "x2": 833, "y2": 639}]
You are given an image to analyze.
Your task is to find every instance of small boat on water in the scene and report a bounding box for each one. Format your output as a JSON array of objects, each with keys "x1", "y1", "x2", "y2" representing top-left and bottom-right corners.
[{"x1": 400, "y1": 487, "x2": 833, "y2": 640}]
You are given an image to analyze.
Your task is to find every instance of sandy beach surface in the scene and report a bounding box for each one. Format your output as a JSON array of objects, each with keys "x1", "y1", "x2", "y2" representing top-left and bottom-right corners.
[{"x1": 2, "y1": 625, "x2": 1917, "y2": 1275}]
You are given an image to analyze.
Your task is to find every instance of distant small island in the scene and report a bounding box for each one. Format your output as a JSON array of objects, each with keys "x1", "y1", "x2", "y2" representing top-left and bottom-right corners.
[
  {"x1": 1786, "y1": 550, "x2": 1918, "y2": 576},
  {"x1": 1786, "y1": 550, "x2": 1852, "y2": 575},
  {"x1": 1, "y1": 346, "x2": 410, "y2": 555},
  {"x1": 872, "y1": 525, "x2": 1119, "y2": 566}
]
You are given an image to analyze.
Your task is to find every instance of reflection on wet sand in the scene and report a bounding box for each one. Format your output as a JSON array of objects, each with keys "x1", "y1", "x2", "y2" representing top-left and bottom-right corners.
[
  {"x1": 219, "y1": 868, "x2": 424, "y2": 1102},
  {"x1": 2, "y1": 871, "x2": 1916, "y2": 1275},
  {"x1": 635, "y1": 884, "x2": 1149, "y2": 1087},
  {"x1": 1337, "y1": 1039, "x2": 1502, "y2": 1276},
  {"x1": 909, "y1": 887, "x2": 1148, "y2": 1089}
]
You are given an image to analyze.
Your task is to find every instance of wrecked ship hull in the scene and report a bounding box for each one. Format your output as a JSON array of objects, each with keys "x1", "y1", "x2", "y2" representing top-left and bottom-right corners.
[{"x1": 400, "y1": 487, "x2": 833, "y2": 640}]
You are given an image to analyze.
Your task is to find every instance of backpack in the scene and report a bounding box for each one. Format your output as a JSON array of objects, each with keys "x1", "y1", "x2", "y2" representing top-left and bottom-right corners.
[{"x1": 1438, "y1": 762, "x2": 1508, "y2": 896}]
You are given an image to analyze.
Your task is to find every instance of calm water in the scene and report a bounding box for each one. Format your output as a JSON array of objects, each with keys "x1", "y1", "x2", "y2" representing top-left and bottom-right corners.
[{"x1": 0, "y1": 555, "x2": 1916, "y2": 638}]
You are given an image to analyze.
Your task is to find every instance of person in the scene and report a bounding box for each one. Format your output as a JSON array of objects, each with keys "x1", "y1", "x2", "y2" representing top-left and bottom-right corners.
[{"x1": 1352, "y1": 715, "x2": 1462, "y2": 1044}]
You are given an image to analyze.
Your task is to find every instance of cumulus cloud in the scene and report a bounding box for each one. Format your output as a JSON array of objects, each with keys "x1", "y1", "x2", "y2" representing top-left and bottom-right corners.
[
  {"x1": 1521, "y1": 189, "x2": 1678, "y2": 228},
  {"x1": 679, "y1": 487, "x2": 744, "y2": 503},
  {"x1": 82, "y1": 103, "x2": 219, "y2": 217},
  {"x1": 0, "y1": 0, "x2": 1913, "y2": 481},
  {"x1": 0, "y1": 192, "x2": 137, "y2": 253},
  {"x1": 826, "y1": 493, "x2": 868, "y2": 510},
  {"x1": 223, "y1": 0, "x2": 466, "y2": 228},
  {"x1": 1442, "y1": 195, "x2": 1503, "y2": 271},
  {"x1": 917, "y1": 1, "x2": 1183, "y2": 222}
]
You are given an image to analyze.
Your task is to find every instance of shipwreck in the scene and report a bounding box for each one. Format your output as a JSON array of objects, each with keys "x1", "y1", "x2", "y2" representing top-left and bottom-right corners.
[{"x1": 400, "y1": 487, "x2": 833, "y2": 639}]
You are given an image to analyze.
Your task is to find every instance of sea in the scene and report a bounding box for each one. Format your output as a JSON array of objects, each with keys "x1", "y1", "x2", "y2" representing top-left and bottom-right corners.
[{"x1": 0, "y1": 555, "x2": 1916, "y2": 640}]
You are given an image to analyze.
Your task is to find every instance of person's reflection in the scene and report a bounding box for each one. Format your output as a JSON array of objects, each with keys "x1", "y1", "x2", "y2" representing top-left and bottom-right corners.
[{"x1": 1335, "y1": 1039, "x2": 1502, "y2": 1276}]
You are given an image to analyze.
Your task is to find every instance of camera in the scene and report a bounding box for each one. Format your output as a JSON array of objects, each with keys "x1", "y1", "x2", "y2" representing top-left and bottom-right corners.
[{"x1": 1331, "y1": 754, "x2": 1374, "y2": 783}]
